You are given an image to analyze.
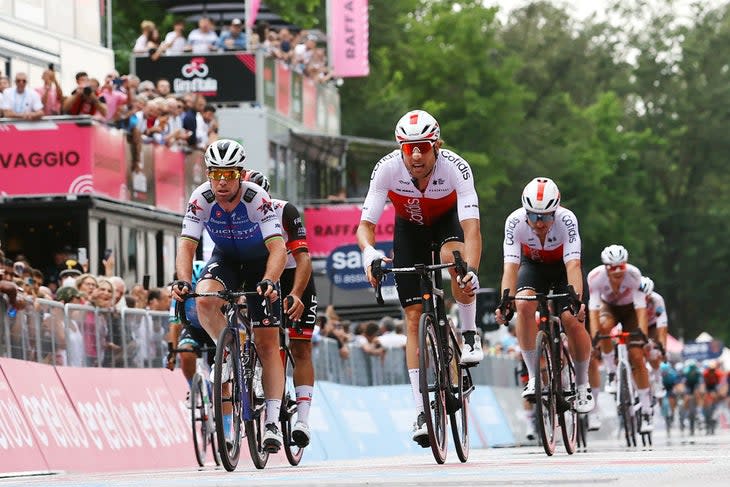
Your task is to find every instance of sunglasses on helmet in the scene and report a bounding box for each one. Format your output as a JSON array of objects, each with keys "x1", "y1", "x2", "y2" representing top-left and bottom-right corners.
[
  {"x1": 208, "y1": 168, "x2": 241, "y2": 181},
  {"x1": 526, "y1": 211, "x2": 555, "y2": 223},
  {"x1": 400, "y1": 141, "x2": 434, "y2": 156}
]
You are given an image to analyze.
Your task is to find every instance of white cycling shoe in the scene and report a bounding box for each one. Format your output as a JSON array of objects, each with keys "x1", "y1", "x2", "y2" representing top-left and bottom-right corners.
[
  {"x1": 291, "y1": 421, "x2": 311, "y2": 448},
  {"x1": 262, "y1": 423, "x2": 283, "y2": 452},
  {"x1": 460, "y1": 331, "x2": 484, "y2": 365},
  {"x1": 575, "y1": 384, "x2": 596, "y2": 413},
  {"x1": 640, "y1": 410, "x2": 654, "y2": 433},
  {"x1": 522, "y1": 378, "x2": 536, "y2": 400},
  {"x1": 588, "y1": 411, "x2": 602, "y2": 431}
]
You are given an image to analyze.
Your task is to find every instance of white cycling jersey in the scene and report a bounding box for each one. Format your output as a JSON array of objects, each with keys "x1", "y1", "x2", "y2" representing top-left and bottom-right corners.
[
  {"x1": 503, "y1": 207, "x2": 581, "y2": 264},
  {"x1": 587, "y1": 264, "x2": 645, "y2": 310},
  {"x1": 647, "y1": 291, "x2": 668, "y2": 328},
  {"x1": 360, "y1": 149, "x2": 480, "y2": 226}
]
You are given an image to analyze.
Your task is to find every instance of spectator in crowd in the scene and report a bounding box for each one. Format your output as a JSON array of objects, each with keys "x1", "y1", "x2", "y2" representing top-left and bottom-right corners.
[
  {"x1": 188, "y1": 17, "x2": 218, "y2": 53},
  {"x1": 130, "y1": 283, "x2": 148, "y2": 309},
  {"x1": 35, "y1": 68, "x2": 64, "y2": 116},
  {"x1": 98, "y1": 71, "x2": 129, "y2": 124},
  {"x1": 58, "y1": 266, "x2": 82, "y2": 289},
  {"x1": 163, "y1": 97, "x2": 190, "y2": 148},
  {"x1": 133, "y1": 20, "x2": 157, "y2": 54},
  {"x1": 76, "y1": 273, "x2": 98, "y2": 303},
  {"x1": 1, "y1": 72, "x2": 44, "y2": 120},
  {"x1": 63, "y1": 71, "x2": 107, "y2": 117},
  {"x1": 155, "y1": 78, "x2": 171, "y2": 97},
  {"x1": 160, "y1": 19, "x2": 188, "y2": 55},
  {"x1": 0, "y1": 74, "x2": 8, "y2": 93},
  {"x1": 356, "y1": 321, "x2": 386, "y2": 357},
  {"x1": 217, "y1": 18, "x2": 247, "y2": 51},
  {"x1": 377, "y1": 316, "x2": 407, "y2": 348},
  {"x1": 182, "y1": 94, "x2": 207, "y2": 148},
  {"x1": 316, "y1": 314, "x2": 350, "y2": 359},
  {"x1": 55, "y1": 286, "x2": 85, "y2": 365},
  {"x1": 275, "y1": 28, "x2": 295, "y2": 62},
  {"x1": 109, "y1": 276, "x2": 127, "y2": 312},
  {"x1": 137, "y1": 80, "x2": 156, "y2": 97}
]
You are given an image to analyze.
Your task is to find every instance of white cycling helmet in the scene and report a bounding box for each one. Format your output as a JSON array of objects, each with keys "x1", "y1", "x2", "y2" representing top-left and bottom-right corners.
[
  {"x1": 601, "y1": 244, "x2": 629, "y2": 265},
  {"x1": 246, "y1": 170, "x2": 271, "y2": 193},
  {"x1": 521, "y1": 177, "x2": 561, "y2": 214},
  {"x1": 640, "y1": 276, "x2": 654, "y2": 295},
  {"x1": 394, "y1": 109, "x2": 440, "y2": 144},
  {"x1": 204, "y1": 139, "x2": 246, "y2": 169}
]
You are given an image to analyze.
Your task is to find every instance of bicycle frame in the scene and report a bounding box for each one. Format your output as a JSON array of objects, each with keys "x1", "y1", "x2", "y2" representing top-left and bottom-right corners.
[{"x1": 614, "y1": 333, "x2": 641, "y2": 421}]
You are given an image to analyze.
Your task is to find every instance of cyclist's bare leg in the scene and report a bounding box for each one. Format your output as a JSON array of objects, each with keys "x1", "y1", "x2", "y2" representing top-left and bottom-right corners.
[
  {"x1": 290, "y1": 340, "x2": 314, "y2": 386},
  {"x1": 515, "y1": 292, "x2": 538, "y2": 379},
  {"x1": 629, "y1": 346, "x2": 650, "y2": 388},
  {"x1": 180, "y1": 344, "x2": 197, "y2": 383},
  {"x1": 195, "y1": 278, "x2": 228, "y2": 344},
  {"x1": 597, "y1": 314, "x2": 617, "y2": 377},
  {"x1": 441, "y1": 241, "x2": 476, "y2": 330},
  {"x1": 404, "y1": 304, "x2": 424, "y2": 414},
  {"x1": 560, "y1": 310, "x2": 591, "y2": 384},
  {"x1": 255, "y1": 327, "x2": 285, "y2": 423}
]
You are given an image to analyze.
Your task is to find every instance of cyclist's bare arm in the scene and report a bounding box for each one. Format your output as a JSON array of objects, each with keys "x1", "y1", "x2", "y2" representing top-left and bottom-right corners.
[
  {"x1": 173, "y1": 237, "x2": 197, "y2": 300},
  {"x1": 656, "y1": 327, "x2": 667, "y2": 350},
  {"x1": 565, "y1": 259, "x2": 583, "y2": 299},
  {"x1": 495, "y1": 262, "x2": 519, "y2": 323},
  {"x1": 357, "y1": 220, "x2": 390, "y2": 287},
  {"x1": 636, "y1": 306, "x2": 649, "y2": 336},
  {"x1": 460, "y1": 218, "x2": 482, "y2": 271},
  {"x1": 261, "y1": 236, "x2": 287, "y2": 299},
  {"x1": 287, "y1": 249, "x2": 312, "y2": 321}
]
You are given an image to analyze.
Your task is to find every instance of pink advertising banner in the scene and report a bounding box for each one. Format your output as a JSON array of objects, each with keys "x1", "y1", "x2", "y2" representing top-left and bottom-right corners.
[
  {"x1": 0, "y1": 359, "x2": 49, "y2": 474},
  {"x1": 304, "y1": 204, "x2": 395, "y2": 258},
  {"x1": 92, "y1": 125, "x2": 127, "y2": 200},
  {"x1": 0, "y1": 358, "x2": 98, "y2": 472},
  {"x1": 54, "y1": 366, "x2": 194, "y2": 472},
  {"x1": 328, "y1": 0, "x2": 370, "y2": 77},
  {"x1": 153, "y1": 145, "x2": 186, "y2": 213},
  {"x1": 276, "y1": 62, "x2": 292, "y2": 116},
  {"x1": 303, "y1": 77, "x2": 318, "y2": 129}
]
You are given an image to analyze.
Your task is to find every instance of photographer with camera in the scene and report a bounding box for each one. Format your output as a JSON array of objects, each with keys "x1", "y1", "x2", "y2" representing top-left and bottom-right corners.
[{"x1": 62, "y1": 71, "x2": 107, "y2": 117}]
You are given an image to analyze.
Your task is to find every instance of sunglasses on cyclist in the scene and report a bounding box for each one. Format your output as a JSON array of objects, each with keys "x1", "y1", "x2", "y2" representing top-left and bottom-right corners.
[
  {"x1": 605, "y1": 263, "x2": 627, "y2": 272},
  {"x1": 207, "y1": 168, "x2": 241, "y2": 181},
  {"x1": 400, "y1": 141, "x2": 434, "y2": 156},
  {"x1": 526, "y1": 211, "x2": 555, "y2": 223}
]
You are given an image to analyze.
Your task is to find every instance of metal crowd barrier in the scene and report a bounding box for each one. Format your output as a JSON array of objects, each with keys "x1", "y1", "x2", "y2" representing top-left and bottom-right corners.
[{"x1": 0, "y1": 296, "x2": 520, "y2": 387}]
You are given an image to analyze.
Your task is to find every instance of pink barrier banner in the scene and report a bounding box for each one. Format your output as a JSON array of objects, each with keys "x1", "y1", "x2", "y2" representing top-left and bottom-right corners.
[
  {"x1": 92, "y1": 125, "x2": 127, "y2": 200},
  {"x1": 55, "y1": 366, "x2": 193, "y2": 472},
  {"x1": 0, "y1": 359, "x2": 49, "y2": 474},
  {"x1": 153, "y1": 145, "x2": 185, "y2": 213},
  {"x1": 0, "y1": 122, "x2": 92, "y2": 196},
  {"x1": 304, "y1": 204, "x2": 395, "y2": 258},
  {"x1": 328, "y1": 0, "x2": 370, "y2": 77},
  {"x1": 303, "y1": 77, "x2": 318, "y2": 129},
  {"x1": 0, "y1": 358, "x2": 96, "y2": 472},
  {"x1": 276, "y1": 62, "x2": 292, "y2": 116}
]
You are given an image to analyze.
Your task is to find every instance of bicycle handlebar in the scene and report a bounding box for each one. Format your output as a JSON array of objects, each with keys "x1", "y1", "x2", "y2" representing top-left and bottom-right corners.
[
  {"x1": 176, "y1": 290, "x2": 273, "y2": 326},
  {"x1": 497, "y1": 285, "x2": 581, "y2": 325},
  {"x1": 593, "y1": 329, "x2": 648, "y2": 347},
  {"x1": 372, "y1": 250, "x2": 467, "y2": 305}
]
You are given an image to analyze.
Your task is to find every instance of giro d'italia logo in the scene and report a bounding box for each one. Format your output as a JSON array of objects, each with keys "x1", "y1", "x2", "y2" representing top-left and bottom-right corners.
[{"x1": 182, "y1": 57, "x2": 209, "y2": 78}]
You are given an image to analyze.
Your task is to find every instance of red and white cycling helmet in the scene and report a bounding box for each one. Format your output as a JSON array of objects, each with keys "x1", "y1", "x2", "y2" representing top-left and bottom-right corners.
[
  {"x1": 601, "y1": 244, "x2": 629, "y2": 265},
  {"x1": 204, "y1": 139, "x2": 246, "y2": 169},
  {"x1": 394, "y1": 110, "x2": 440, "y2": 144},
  {"x1": 521, "y1": 177, "x2": 561, "y2": 214}
]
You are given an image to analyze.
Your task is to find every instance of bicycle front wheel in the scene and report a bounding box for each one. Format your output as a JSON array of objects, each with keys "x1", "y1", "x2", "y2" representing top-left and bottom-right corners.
[
  {"x1": 244, "y1": 348, "x2": 270, "y2": 469},
  {"x1": 534, "y1": 330, "x2": 556, "y2": 455},
  {"x1": 447, "y1": 326, "x2": 469, "y2": 463},
  {"x1": 214, "y1": 327, "x2": 243, "y2": 471},
  {"x1": 190, "y1": 373, "x2": 208, "y2": 467},
  {"x1": 618, "y1": 365, "x2": 636, "y2": 447},
  {"x1": 558, "y1": 342, "x2": 578, "y2": 454},
  {"x1": 419, "y1": 313, "x2": 447, "y2": 464},
  {"x1": 282, "y1": 351, "x2": 304, "y2": 466}
]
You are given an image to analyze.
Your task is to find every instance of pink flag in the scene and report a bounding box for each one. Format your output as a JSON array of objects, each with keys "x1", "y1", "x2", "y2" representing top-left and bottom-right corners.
[
  {"x1": 246, "y1": 0, "x2": 262, "y2": 28},
  {"x1": 328, "y1": 0, "x2": 370, "y2": 77}
]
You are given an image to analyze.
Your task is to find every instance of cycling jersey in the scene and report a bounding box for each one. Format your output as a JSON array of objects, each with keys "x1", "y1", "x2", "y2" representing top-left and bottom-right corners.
[
  {"x1": 703, "y1": 369, "x2": 722, "y2": 390},
  {"x1": 503, "y1": 207, "x2": 581, "y2": 264},
  {"x1": 181, "y1": 181, "x2": 282, "y2": 260},
  {"x1": 272, "y1": 198, "x2": 308, "y2": 269},
  {"x1": 587, "y1": 264, "x2": 645, "y2": 310},
  {"x1": 646, "y1": 291, "x2": 668, "y2": 328},
  {"x1": 360, "y1": 148, "x2": 480, "y2": 226}
]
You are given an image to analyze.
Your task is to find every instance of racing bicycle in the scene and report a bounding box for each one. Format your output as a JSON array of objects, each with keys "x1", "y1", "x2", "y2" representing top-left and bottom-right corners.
[
  {"x1": 498, "y1": 286, "x2": 581, "y2": 456},
  {"x1": 373, "y1": 249, "x2": 474, "y2": 464}
]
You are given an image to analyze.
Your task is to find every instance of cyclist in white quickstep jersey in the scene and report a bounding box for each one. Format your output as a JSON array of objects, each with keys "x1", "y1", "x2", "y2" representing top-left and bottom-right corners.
[
  {"x1": 587, "y1": 245, "x2": 654, "y2": 433},
  {"x1": 357, "y1": 109, "x2": 483, "y2": 447}
]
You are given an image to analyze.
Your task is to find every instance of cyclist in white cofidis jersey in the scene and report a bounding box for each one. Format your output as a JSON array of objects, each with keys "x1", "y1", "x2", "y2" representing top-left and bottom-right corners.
[
  {"x1": 587, "y1": 244, "x2": 654, "y2": 433},
  {"x1": 494, "y1": 178, "x2": 595, "y2": 415},
  {"x1": 357, "y1": 109, "x2": 483, "y2": 447},
  {"x1": 639, "y1": 276, "x2": 669, "y2": 401}
]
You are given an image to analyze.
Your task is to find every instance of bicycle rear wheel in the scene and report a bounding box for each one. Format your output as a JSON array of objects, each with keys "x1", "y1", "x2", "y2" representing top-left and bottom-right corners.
[
  {"x1": 534, "y1": 330, "x2": 556, "y2": 456},
  {"x1": 558, "y1": 343, "x2": 577, "y2": 454},
  {"x1": 576, "y1": 414, "x2": 587, "y2": 451},
  {"x1": 282, "y1": 351, "x2": 304, "y2": 466},
  {"x1": 618, "y1": 366, "x2": 636, "y2": 447},
  {"x1": 419, "y1": 313, "x2": 447, "y2": 464},
  {"x1": 190, "y1": 373, "x2": 208, "y2": 467},
  {"x1": 244, "y1": 348, "x2": 270, "y2": 469},
  {"x1": 447, "y1": 326, "x2": 469, "y2": 463},
  {"x1": 214, "y1": 327, "x2": 243, "y2": 471}
]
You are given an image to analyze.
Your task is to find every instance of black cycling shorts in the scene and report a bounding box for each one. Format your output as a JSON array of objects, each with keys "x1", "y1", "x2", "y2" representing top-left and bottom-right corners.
[
  {"x1": 279, "y1": 267, "x2": 317, "y2": 340},
  {"x1": 199, "y1": 248, "x2": 282, "y2": 329},
  {"x1": 393, "y1": 207, "x2": 463, "y2": 307},
  {"x1": 177, "y1": 324, "x2": 216, "y2": 367},
  {"x1": 516, "y1": 256, "x2": 588, "y2": 324}
]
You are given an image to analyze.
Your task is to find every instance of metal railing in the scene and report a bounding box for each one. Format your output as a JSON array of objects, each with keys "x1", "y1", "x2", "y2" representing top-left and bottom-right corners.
[{"x1": 0, "y1": 295, "x2": 520, "y2": 387}]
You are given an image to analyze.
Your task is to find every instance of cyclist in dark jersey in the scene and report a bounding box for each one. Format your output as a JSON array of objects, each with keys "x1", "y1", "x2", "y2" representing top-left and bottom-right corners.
[{"x1": 171, "y1": 139, "x2": 288, "y2": 452}]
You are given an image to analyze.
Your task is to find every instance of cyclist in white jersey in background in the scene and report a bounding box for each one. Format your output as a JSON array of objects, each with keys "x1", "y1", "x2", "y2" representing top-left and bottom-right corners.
[
  {"x1": 495, "y1": 178, "x2": 595, "y2": 414},
  {"x1": 640, "y1": 276, "x2": 669, "y2": 400},
  {"x1": 357, "y1": 109, "x2": 483, "y2": 447},
  {"x1": 587, "y1": 244, "x2": 654, "y2": 432}
]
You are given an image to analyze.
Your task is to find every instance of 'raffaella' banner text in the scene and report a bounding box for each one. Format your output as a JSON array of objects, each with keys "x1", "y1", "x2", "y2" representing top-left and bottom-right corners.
[{"x1": 304, "y1": 204, "x2": 395, "y2": 258}]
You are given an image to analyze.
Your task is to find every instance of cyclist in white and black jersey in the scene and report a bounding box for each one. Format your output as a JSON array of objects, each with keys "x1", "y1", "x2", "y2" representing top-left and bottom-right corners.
[
  {"x1": 246, "y1": 170, "x2": 317, "y2": 448},
  {"x1": 640, "y1": 276, "x2": 669, "y2": 400},
  {"x1": 171, "y1": 139, "x2": 288, "y2": 451},
  {"x1": 357, "y1": 109, "x2": 483, "y2": 447},
  {"x1": 495, "y1": 177, "x2": 595, "y2": 414},
  {"x1": 587, "y1": 244, "x2": 653, "y2": 432}
]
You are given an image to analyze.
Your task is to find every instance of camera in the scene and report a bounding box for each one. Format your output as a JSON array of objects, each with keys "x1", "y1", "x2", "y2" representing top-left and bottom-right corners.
[
  {"x1": 112, "y1": 78, "x2": 123, "y2": 88},
  {"x1": 83, "y1": 86, "x2": 93, "y2": 96}
]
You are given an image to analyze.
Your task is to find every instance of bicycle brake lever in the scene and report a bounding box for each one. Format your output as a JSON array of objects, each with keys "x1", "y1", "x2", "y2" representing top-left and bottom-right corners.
[
  {"x1": 452, "y1": 250, "x2": 467, "y2": 278},
  {"x1": 373, "y1": 258, "x2": 385, "y2": 305}
]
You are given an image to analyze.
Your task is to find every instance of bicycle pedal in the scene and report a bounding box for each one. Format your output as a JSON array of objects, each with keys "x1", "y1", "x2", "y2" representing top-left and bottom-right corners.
[{"x1": 416, "y1": 437, "x2": 430, "y2": 448}]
